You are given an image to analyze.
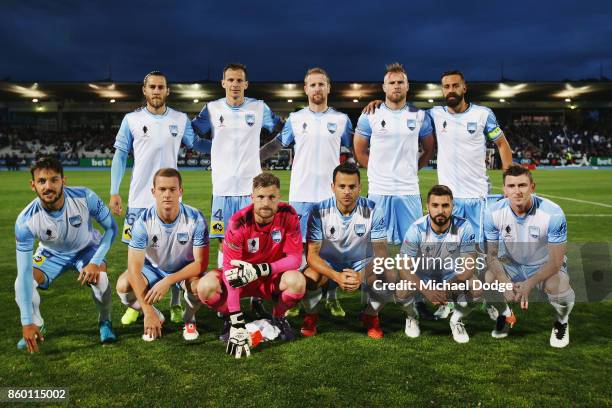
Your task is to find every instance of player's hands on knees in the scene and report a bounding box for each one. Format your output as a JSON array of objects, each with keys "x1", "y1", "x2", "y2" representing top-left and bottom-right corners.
[
  {"x1": 143, "y1": 310, "x2": 162, "y2": 339},
  {"x1": 362, "y1": 100, "x2": 383, "y2": 114},
  {"x1": 226, "y1": 312, "x2": 251, "y2": 359},
  {"x1": 78, "y1": 263, "x2": 101, "y2": 285},
  {"x1": 145, "y1": 278, "x2": 172, "y2": 304},
  {"x1": 22, "y1": 324, "x2": 44, "y2": 353},
  {"x1": 336, "y1": 269, "x2": 361, "y2": 292},
  {"x1": 109, "y1": 194, "x2": 123, "y2": 216},
  {"x1": 225, "y1": 260, "x2": 271, "y2": 288},
  {"x1": 422, "y1": 288, "x2": 447, "y2": 305},
  {"x1": 513, "y1": 279, "x2": 535, "y2": 309}
]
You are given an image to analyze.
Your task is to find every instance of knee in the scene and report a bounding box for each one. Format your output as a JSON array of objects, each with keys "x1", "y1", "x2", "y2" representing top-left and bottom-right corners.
[
  {"x1": 283, "y1": 270, "x2": 306, "y2": 294},
  {"x1": 115, "y1": 270, "x2": 131, "y2": 294},
  {"x1": 197, "y1": 273, "x2": 220, "y2": 300}
]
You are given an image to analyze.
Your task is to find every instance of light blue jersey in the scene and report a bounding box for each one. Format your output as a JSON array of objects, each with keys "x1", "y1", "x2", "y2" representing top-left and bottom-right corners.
[
  {"x1": 308, "y1": 196, "x2": 386, "y2": 272},
  {"x1": 15, "y1": 187, "x2": 117, "y2": 325},
  {"x1": 129, "y1": 203, "x2": 209, "y2": 275},
  {"x1": 484, "y1": 196, "x2": 567, "y2": 281},
  {"x1": 401, "y1": 215, "x2": 476, "y2": 281}
]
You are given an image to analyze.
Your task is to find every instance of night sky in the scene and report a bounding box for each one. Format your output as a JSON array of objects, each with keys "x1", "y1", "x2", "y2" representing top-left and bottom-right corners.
[{"x1": 1, "y1": 0, "x2": 611, "y2": 82}]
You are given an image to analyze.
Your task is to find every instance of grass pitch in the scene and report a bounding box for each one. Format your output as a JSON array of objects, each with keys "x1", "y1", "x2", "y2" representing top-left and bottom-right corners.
[{"x1": 0, "y1": 169, "x2": 611, "y2": 407}]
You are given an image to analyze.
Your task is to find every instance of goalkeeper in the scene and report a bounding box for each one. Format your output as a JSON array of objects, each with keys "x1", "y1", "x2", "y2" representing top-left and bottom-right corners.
[{"x1": 197, "y1": 173, "x2": 305, "y2": 358}]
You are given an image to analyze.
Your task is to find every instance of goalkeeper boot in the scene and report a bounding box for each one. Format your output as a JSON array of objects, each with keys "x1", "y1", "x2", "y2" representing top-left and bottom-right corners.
[
  {"x1": 550, "y1": 320, "x2": 569, "y2": 348},
  {"x1": 491, "y1": 310, "x2": 516, "y2": 339},
  {"x1": 361, "y1": 313, "x2": 383, "y2": 339},
  {"x1": 183, "y1": 322, "x2": 199, "y2": 341},
  {"x1": 250, "y1": 297, "x2": 271, "y2": 319},
  {"x1": 171, "y1": 304, "x2": 184, "y2": 324},
  {"x1": 121, "y1": 307, "x2": 140, "y2": 326},
  {"x1": 99, "y1": 320, "x2": 117, "y2": 344},
  {"x1": 17, "y1": 324, "x2": 46, "y2": 350},
  {"x1": 414, "y1": 301, "x2": 434, "y2": 321},
  {"x1": 272, "y1": 316, "x2": 295, "y2": 341},
  {"x1": 325, "y1": 299, "x2": 346, "y2": 318},
  {"x1": 300, "y1": 313, "x2": 319, "y2": 337}
]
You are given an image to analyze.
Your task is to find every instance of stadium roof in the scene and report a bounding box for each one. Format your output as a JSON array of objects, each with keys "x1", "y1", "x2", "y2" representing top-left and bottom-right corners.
[{"x1": 1, "y1": 80, "x2": 611, "y2": 111}]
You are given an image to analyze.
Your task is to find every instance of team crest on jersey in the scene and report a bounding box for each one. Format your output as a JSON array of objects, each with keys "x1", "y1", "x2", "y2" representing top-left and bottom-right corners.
[
  {"x1": 407, "y1": 119, "x2": 416, "y2": 131},
  {"x1": 142, "y1": 125, "x2": 149, "y2": 138},
  {"x1": 271, "y1": 229, "x2": 282, "y2": 243},
  {"x1": 177, "y1": 232, "x2": 189, "y2": 245},
  {"x1": 69, "y1": 215, "x2": 82, "y2": 228},
  {"x1": 245, "y1": 113, "x2": 255, "y2": 127},
  {"x1": 211, "y1": 221, "x2": 225, "y2": 235},
  {"x1": 529, "y1": 226, "x2": 540, "y2": 239},
  {"x1": 503, "y1": 225, "x2": 513, "y2": 239},
  {"x1": 169, "y1": 124, "x2": 179, "y2": 137},
  {"x1": 327, "y1": 122, "x2": 337, "y2": 134},
  {"x1": 248, "y1": 237, "x2": 259, "y2": 253},
  {"x1": 151, "y1": 235, "x2": 159, "y2": 248},
  {"x1": 218, "y1": 115, "x2": 225, "y2": 127},
  {"x1": 467, "y1": 122, "x2": 477, "y2": 134},
  {"x1": 354, "y1": 224, "x2": 366, "y2": 237},
  {"x1": 43, "y1": 228, "x2": 57, "y2": 241},
  {"x1": 326, "y1": 225, "x2": 338, "y2": 240}
]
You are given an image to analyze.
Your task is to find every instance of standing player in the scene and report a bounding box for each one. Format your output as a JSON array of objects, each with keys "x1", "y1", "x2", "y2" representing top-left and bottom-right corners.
[
  {"x1": 484, "y1": 165, "x2": 574, "y2": 347},
  {"x1": 397, "y1": 185, "x2": 482, "y2": 343},
  {"x1": 197, "y1": 173, "x2": 305, "y2": 358},
  {"x1": 353, "y1": 62, "x2": 435, "y2": 319},
  {"x1": 15, "y1": 156, "x2": 118, "y2": 353},
  {"x1": 115, "y1": 168, "x2": 209, "y2": 341},
  {"x1": 110, "y1": 70, "x2": 211, "y2": 325},
  {"x1": 260, "y1": 67, "x2": 354, "y2": 317},
  {"x1": 299, "y1": 163, "x2": 388, "y2": 338}
]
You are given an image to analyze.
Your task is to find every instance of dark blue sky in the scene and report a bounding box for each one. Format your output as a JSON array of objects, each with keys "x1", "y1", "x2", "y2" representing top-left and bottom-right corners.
[{"x1": 1, "y1": 0, "x2": 611, "y2": 82}]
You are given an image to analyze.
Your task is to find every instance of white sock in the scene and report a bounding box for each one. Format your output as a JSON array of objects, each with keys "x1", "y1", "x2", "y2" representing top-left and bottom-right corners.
[
  {"x1": 217, "y1": 250, "x2": 223, "y2": 269},
  {"x1": 501, "y1": 303, "x2": 512, "y2": 317},
  {"x1": 399, "y1": 298, "x2": 417, "y2": 318},
  {"x1": 548, "y1": 288, "x2": 575, "y2": 324},
  {"x1": 300, "y1": 254, "x2": 307, "y2": 270},
  {"x1": 182, "y1": 290, "x2": 201, "y2": 323},
  {"x1": 303, "y1": 287, "x2": 322, "y2": 314},
  {"x1": 90, "y1": 272, "x2": 112, "y2": 322},
  {"x1": 117, "y1": 291, "x2": 141, "y2": 310},
  {"x1": 365, "y1": 295, "x2": 384, "y2": 315},
  {"x1": 170, "y1": 285, "x2": 182, "y2": 307}
]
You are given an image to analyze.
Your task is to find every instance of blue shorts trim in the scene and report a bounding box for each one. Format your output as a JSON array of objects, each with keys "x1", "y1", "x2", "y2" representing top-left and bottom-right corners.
[{"x1": 33, "y1": 245, "x2": 102, "y2": 290}]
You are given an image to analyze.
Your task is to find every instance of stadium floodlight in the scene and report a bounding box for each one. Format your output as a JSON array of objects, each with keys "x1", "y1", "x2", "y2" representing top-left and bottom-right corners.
[
  {"x1": 428, "y1": 99, "x2": 434, "y2": 103},
  {"x1": 110, "y1": 99, "x2": 116, "y2": 103},
  {"x1": 352, "y1": 99, "x2": 358, "y2": 103},
  {"x1": 193, "y1": 99, "x2": 199, "y2": 103},
  {"x1": 570, "y1": 105, "x2": 577, "y2": 110},
  {"x1": 554, "y1": 84, "x2": 592, "y2": 99},
  {"x1": 287, "y1": 99, "x2": 293, "y2": 103},
  {"x1": 32, "y1": 98, "x2": 38, "y2": 103},
  {"x1": 565, "y1": 98, "x2": 571, "y2": 102},
  {"x1": 499, "y1": 98, "x2": 506, "y2": 103},
  {"x1": 489, "y1": 83, "x2": 527, "y2": 99}
]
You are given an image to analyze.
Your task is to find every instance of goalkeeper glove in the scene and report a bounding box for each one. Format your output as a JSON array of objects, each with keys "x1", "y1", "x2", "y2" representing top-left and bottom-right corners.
[
  {"x1": 226, "y1": 312, "x2": 251, "y2": 359},
  {"x1": 225, "y1": 260, "x2": 271, "y2": 288}
]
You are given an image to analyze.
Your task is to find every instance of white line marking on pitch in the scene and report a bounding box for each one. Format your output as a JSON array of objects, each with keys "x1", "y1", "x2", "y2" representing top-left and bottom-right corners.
[{"x1": 490, "y1": 187, "x2": 612, "y2": 208}]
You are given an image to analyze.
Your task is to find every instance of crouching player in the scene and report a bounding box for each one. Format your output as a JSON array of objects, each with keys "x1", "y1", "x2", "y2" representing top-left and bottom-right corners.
[
  {"x1": 197, "y1": 173, "x2": 305, "y2": 358},
  {"x1": 300, "y1": 162, "x2": 388, "y2": 338},
  {"x1": 484, "y1": 165, "x2": 574, "y2": 347},
  {"x1": 396, "y1": 185, "x2": 483, "y2": 343},
  {"x1": 115, "y1": 168, "x2": 209, "y2": 341},
  {"x1": 15, "y1": 156, "x2": 118, "y2": 353}
]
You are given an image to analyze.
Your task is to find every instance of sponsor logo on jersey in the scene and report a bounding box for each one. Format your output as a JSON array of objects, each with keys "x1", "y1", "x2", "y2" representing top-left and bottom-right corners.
[
  {"x1": 151, "y1": 234, "x2": 159, "y2": 248},
  {"x1": 503, "y1": 225, "x2": 513, "y2": 239},
  {"x1": 218, "y1": 115, "x2": 225, "y2": 127},
  {"x1": 467, "y1": 122, "x2": 477, "y2": 134},
  {"x1": 407, "y1": 119, "x2": 416, "y2": 131},
  {"x1": 271, "y1": 229, "x2": 282, "y2": 243},
  {"x1": 122, "y1": 225, "x2": 132, "y2": 241},
  {"x1": 44, "y1": 228, "x2": 57, "y2": 241},
  {"x1": 245, "y1": 113, "x2": 255, "y2": 127},
  {"x1": 211, "y1": 221, "x2": 225, "y2": 235},
  {"x1": 177, "y1": 232, "x2": 189, "y2": 245},
  {"x1": 442, "y1": 120, "x2": 447, "y2": 132},
  {"x1": 169, "y1": 124, "x2": 179, "y2": 137},
  {"x1": 69, "y1": 215, "x2": 83, "y2": 228},
  {"x1": 142, "y1": 125, "x2": 149, "y2": 138},
  {"x1": 248, "y1": 237, "x2": 259, "y2": 253},
  {"x1": 529, "y1": 226, "x2": 540, "y2": 239},
  {"x1": 354, "y1": 223, "x2": 366, "y2": 237},
  {"x1": 326, "y1": 225, "x2": 338, "y2": 240},
  {"x1": 327, "y1": 122, "x2": 337, "y2": 134},
  {"x1": 302, "y1": 122, "x2": 308, "y2": 134},
  {"x1": 33, "y1": 254, "x2": 47, "y2": 266}
]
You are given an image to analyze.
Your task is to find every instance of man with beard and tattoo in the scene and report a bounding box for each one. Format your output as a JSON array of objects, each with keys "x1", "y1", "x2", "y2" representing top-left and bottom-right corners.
[
  {"x1": 353, "y1": 63, "x2": 436, "y2": 336},
  {"x1": 15, "y1": 156, "x2": 118, "y2": 353},
  {"x1": 396, "y1": 185, "x2": 482, "y2": 343},
  {"x1": 110, "y1": 71, "x2": 211, "y2": 326},
  {"x1": 260, "y1": 67, "x2": 354, "y2": 318}
]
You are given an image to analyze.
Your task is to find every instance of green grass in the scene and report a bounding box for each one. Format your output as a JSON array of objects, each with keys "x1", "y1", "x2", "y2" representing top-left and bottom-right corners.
[{"x1": 0, "y1": 169, "x2": 611, "y2": 407}]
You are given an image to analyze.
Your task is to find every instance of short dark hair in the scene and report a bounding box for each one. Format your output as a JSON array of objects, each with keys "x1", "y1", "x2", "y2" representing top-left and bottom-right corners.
[
  {"x1": 503, "y1": 164, "x2": 533, "y2": 184},
  {"x1": 143, "y1": 70, "x2": 167, "y2": 86},
  {"x1": 153, "y1": 167, "x2": 182, "y2": 187},
  {"x1": 223, "y1": 63, "x2": 248, "y2": 80},
  {"x1": 30, "y1": 155, "x2": 63, "y2": 180},
  {"x1": 253, "y1": 172, "x2": 280, "y2": 189},
  {"x1": 440, "y1": 70, "x2": 465, "y2": 82},
  {"x1": 304, "y1": 67, "x2": 330, "y2": 85},
  {"x1": 427, "y1": 184, "x2": 453, "y2": 202},
  {"x1": 385, "y1": 62, "x2": 407, "y2": 79},
  {"x1": 333, "y1": 162, "x2": 360, "y2": 183}
]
